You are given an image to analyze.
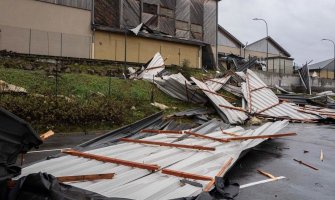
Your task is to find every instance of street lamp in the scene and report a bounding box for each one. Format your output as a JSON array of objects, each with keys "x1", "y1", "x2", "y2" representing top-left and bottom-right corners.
[
  {"x1": 321, "y1": 38, "x2": 335, "y2": 80},
  {"x1": 253, "y1": 18, "x2": 269, "y2": 71}
]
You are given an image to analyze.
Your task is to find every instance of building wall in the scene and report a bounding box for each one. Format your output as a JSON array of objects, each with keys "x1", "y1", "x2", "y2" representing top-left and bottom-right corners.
[
  {"x1": 94, "y1": 31, "x2": 201, "y2": 68},
  {"x1": 0, "y1": 0, "x2": 92, "y2": 58},
  {"x1": 319, "y1": 70, "x2": 335, "y2": 79},
  {"x1": 244, "y1": 49, "x2": 279, "y2": 59},
  {"x1": 267, "y1": 58, "x2": 293, "y2": 74},
  {"x1": 0, "y1": 0, "x2": 91, "y2": 36},
  {"x1": 254, "y1": 70, "x2": 335, "y2": 92},
  {"x1": 246, "y1": 40, "x2": 285, "y2": 56},
  {"x1": 218, "y1": 46, "x2": 241, "y2": 56}
]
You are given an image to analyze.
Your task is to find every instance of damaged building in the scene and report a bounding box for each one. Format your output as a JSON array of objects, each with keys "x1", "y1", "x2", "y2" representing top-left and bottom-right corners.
[{"x1": 0, "y1": 0, "x2": 221, "y2": 68}]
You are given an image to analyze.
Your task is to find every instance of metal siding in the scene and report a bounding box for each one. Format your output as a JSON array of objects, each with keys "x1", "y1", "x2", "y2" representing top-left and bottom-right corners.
[
  {"x1": 203, "y1": 0, "x2": 216, "y2": 45},
  {"x1": 94, "y1": 0, "x2": 120, "y2": 28}
]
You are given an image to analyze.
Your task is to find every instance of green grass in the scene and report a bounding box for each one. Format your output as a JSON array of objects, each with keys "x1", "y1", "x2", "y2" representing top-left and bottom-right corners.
[{"x1": 0, "y1": 65, "x2": 200, "y2": 132}]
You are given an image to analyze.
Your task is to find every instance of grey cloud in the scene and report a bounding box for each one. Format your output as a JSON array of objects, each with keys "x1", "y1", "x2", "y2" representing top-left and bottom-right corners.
[{"x1": 218, "y1": 0, "x2": 335, "y2": 66}]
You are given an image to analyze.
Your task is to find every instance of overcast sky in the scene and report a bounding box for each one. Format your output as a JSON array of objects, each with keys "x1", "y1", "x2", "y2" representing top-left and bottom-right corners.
[{"x1": 218, "y1": 0, "x2": 335, "y2": 66}]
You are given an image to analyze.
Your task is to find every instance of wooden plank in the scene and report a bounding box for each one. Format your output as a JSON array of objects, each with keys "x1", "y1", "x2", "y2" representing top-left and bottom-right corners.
[
  {"x1": 257, "y1": 102, "x2": 282, "y2": 114},
  {"x1": 251, "y1": 86, "x2": 268, "y2": 92},
  {"x1": 162, "y1": 169, "x2": 213, "y2": 181},
  {"x1": 62, "y1": 149, "x2": 160, "y2": 171},
  {"x1": 204, "y1": 157, "x2": 234, "y2": 191},
  {"x1": 40, "y1": 130, "x2": 54, "y2": 141},
  {"x1": 141, "y1": 129, "x2": 182, "y2": 134},
  {"x1": 293, "y1": 159, "x2": 318, "y2": 171},
  {"x1": 226, "y1": 132, "x2": 297, "y2": 141},
  {"x1": 184, "y1": 131, "x2": 228, "y2": 143},
  {"x1": 120, "y1": 138, "x2": 216, "y2": 151},
  {"x1": 257, "y1": 169, "x2": 276, "y2": 179},
  {"x1": 220, "y1": 127, "x2": 240, "y2": 137},
  {"x1": 57, "y1": 173, "x2": 115, "y2": 182}
]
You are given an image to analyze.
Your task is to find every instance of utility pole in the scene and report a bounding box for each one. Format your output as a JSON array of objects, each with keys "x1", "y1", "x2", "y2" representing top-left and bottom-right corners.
[{"x1": 253, "y1": 18, "x2": 269, "y2": 71}]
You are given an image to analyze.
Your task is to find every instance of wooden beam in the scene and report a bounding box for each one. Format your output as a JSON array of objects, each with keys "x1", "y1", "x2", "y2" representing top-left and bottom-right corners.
[
  {"x1": 257, "y1": 102, "x2": 282, "y2": 114},
  {"x1": 226, "y1": 132, "x2": 297, "y2": 141},
  {"x1": 184, "y1": 131, "x2": 228, "y2": 143},
  {"x1": 220, "y1": 127, "x2": 240, "y2": 137},
  {"x1": 140, "y1": 129, "x2": 227, "y2": 143},
  {"x1": 219, "y1": 104, "x2": 249, "y2": 113},
  {"x1": 293, "y1": 159, "x2": 318, "y2": 171},
  {"x1": 57, "y1": 173, "x2": 115, "y2": 182},
  {"x1": 62, "y1": 149, "x2": 160, "y2": 171},
  {"x1": 161, "y1": 169, "x2": 213, "y2": 181},
  {"x1": 204, "y1": 157, "x2": 234, "y2": 191},
  {"x1": 120, "y1": 138, "x2": 216, "y2": 151},
  {"x1": 251, "y1": 86, "x2": 268, "y2": 92},
  {"x1": 141, "y1": 129, "x2": 182, "y2": 134},
  {"x1": 40, "y1": 130, "x2": 54, "y2": 141}
]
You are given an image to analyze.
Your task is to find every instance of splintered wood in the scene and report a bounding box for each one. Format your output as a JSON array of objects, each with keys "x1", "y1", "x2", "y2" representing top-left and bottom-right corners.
[{"x1": 40, "y1": 130, "x2": 54, "y2": 141}]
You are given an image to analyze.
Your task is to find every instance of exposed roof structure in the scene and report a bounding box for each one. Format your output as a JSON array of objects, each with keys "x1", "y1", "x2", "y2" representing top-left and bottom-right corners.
[
  {"x1": 246, "y1": 36, "x2": 291, "y2": 57},
  {"x1": 218, "y1": 25, "x2": 245, "y2": 47},
  {"x1": 19, "y1": 119, "x2": 289, "y2": 200},
  {"x1": 240, "y1": 69, "x2": 319, "y2": 121},
  {"x1": 95, "y1": 25, "x2": 207, "y2": 47},
  {"x1": 308, "y1": 58, "x2": 334, "y2": 71}
]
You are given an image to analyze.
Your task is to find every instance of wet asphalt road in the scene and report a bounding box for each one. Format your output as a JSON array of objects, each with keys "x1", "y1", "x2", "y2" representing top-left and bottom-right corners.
[
  {"x1": 22, "y1": 124, "x2": 335, "y2": 199},
  {"x1": 226, "y1": 123, "x2": 335, "y2": 200}
]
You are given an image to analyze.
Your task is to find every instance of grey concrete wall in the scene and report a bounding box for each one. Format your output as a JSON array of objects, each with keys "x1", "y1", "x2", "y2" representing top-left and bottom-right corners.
[
  {"x1": 254, "y1": 70, "x2": 335, "y2": 92},
  {"x1": 0, "y1": 25, "x2": 92, "y2": 58}
]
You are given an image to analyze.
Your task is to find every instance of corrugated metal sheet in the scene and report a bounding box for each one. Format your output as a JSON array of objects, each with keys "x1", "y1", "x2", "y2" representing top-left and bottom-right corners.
[
  {"x1": 123, "y1": 0, "x2": 141, "y2": 28},
  {"x1": 205, "y1": 76, "x2": 232, "y2": 92},
  {"x1": 138, "y1": 52, "x2": 165, "y2": 80},
  {"x1": 154, "y1": 73, "x2": 207, "y2": 104},
  {"x1": 298, "y1": 64, "x2": 311, "y2": 94},
  {"x1": 203, "y1": 0, "x2": 216, "y2": 45},
  {"x1": 241, "y1": 69, "x2": 319, "y2": 120},
  {"x1": 20, "y1": 120, "x2": 289, "y2": 200},
  {"x1": 192, "y1": 77, "x2": 248, "y2": 124}
]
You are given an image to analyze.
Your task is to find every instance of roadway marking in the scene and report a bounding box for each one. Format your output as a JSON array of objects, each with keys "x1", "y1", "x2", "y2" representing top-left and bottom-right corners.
[
  {"x1": 240, "y1": 176, "x2": 286, "y2": 189},
  {"x1": 28, "y1": 148, "x2": 71, "y2": 154}
]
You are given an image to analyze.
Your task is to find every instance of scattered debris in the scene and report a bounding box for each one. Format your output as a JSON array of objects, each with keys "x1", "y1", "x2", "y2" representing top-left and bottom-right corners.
[
  {"x1": 191, "y1": 77, "x2": 248, "y2": 124},
  {"x1": 304, "y1": 150, "x2": 309, "y2": 154},
  {"x1": 151, "y1": 102, "x2": 169, "y2": 110},
  {"x1": 39, "y1": 130, "x2": 54, "y2": 141},
  {"x1": 0, "y1": 80, "x2": 27, "y2": 94},
  {"x1": 19, "y1": 120, "x2": 289, "y2": 199},
  {"x1": 320, "y1": 149, "x2": 324, "y2": 162},
  {"x1": 257, "y1": 169, "x2": 277, "y2": 179},
  {"x1": 293, "y1": 159, "x2": 319, "y2": 171},
  {"x1": 248, "y1": 117, "x2": 263, "y2": 126}
]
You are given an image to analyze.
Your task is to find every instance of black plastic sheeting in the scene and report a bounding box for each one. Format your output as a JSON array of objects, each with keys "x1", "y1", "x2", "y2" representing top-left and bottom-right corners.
[
  {"x1": 0, "y1": 108, "x2": 42, "y2": 199},
  {"x1": 6, "y1": 173, "x2": 238, "y2": 200},
  {"x1": 7, "y1": 173, "x2": 129, "y2": 200},
  {"x1": 173, "y1": 178, "x2": 240, "y2": 200}
]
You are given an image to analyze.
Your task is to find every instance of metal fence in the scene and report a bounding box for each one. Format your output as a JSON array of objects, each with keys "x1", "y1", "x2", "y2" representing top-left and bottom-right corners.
[{"x1": 0, "y1": 25, "x2": 92, "y2": 59}]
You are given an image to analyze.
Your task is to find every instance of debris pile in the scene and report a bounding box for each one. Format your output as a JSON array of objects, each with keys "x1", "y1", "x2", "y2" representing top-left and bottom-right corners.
[
  {"x1": 18, "y1": 117, "x2": 290, "y2": 199},
  {"x1": 132, "y1": 53, "x2": 335, "y2": 124},
  {"x1": 0, "y1": 80, "x2": 27, "y2": 94}
]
